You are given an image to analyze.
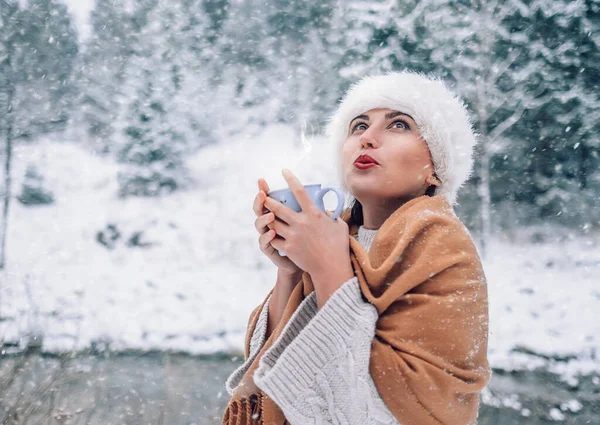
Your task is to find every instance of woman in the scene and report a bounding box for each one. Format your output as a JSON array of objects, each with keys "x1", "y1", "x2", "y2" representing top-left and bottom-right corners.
[{"x1": 223, "y1": 71, "x2": 491, "y2": 425}]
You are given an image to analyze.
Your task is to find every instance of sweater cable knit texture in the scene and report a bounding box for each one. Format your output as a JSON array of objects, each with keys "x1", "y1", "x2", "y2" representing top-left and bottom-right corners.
[{"x1": 225, "y1": 225, "x2": 400, "y2": 424}]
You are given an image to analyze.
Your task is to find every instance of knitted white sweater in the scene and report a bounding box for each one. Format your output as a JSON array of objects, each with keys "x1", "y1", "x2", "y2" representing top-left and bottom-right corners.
[{"x1": 225, "y1": 226, "x2": 401, "y2": 424}]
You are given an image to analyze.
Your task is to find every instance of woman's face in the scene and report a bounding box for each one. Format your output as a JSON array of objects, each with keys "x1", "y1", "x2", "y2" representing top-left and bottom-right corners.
[{"x1": 341, "y1": 108, "x2": 435, "y2": 203}]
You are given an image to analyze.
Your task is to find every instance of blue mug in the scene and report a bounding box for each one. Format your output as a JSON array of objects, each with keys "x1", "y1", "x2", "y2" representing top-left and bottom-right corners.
[{"x1": 267, "y1": 184, "x2": 345, "y2": 257}]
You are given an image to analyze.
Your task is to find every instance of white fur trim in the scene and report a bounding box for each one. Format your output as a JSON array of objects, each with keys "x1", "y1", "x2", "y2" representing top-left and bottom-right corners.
[{"x1": 325, "y1": 71, "x2": 478, "y2": 205}]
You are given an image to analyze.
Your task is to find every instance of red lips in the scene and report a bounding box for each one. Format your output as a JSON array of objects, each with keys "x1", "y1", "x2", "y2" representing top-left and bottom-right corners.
[
  {"x1": 354, "y1": 154, "x2": 379, "y2": 165},
  {"x1": 354, "y1": 162, "x2": 377, "y2": 170}
]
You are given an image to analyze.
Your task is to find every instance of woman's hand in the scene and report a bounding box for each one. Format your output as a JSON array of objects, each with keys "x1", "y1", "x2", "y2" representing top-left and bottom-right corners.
[
  {"x1": 264, "y1": 169, "x2": 354, "y2": 307},
  {"x1": 254, "y1": 177, "x2": 304, "y2": 278}
]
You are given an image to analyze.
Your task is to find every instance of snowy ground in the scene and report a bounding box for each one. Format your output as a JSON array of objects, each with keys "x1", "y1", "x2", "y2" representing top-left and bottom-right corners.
[{"x1": 1, "y1": 126, "x2": 599, "y2": 382}]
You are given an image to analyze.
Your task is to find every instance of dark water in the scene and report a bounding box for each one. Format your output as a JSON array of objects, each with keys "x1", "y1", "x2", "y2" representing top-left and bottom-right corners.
[{"x1": 0, "y1": 350, "x2": 598, "y2": 424}]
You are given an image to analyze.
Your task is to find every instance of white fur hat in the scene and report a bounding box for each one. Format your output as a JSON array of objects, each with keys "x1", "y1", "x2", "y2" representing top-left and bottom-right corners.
[{"x1": 325, "y1": 71, "x2": 478, "y2": 205}]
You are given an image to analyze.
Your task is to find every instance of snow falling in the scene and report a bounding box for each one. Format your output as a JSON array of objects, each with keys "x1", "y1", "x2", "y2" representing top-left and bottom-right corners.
[{"x1": 0, "y1": 0, "x2": 599, "y2": 423}]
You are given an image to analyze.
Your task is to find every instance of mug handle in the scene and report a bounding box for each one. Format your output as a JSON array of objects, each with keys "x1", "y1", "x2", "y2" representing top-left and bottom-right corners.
[{"x1": 317, "y1": 187, "x2": 345, "y2": 220}]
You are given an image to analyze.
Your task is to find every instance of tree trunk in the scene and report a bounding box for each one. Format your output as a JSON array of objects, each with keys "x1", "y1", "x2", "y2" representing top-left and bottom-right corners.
[
  {"x1": 291, "y1": 50, "x2": 302, "y2": 148},
  {"x1": 476, "y1": 76, "x2": 491, "y2": 258},
  {"x1": 473, "y1": 1, "x2": 496, "y2": 259},
  {"x1": 0, "y1": 55, "x2": 14, "y2": 270},
  {"x1": 478, "y1": 134, "x2": 492, "y2": 258}
]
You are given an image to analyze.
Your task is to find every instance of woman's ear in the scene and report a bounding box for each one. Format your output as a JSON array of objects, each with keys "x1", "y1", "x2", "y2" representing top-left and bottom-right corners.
[{"x1": 425, "y1": 174, "x2": 441, "y2": 187}]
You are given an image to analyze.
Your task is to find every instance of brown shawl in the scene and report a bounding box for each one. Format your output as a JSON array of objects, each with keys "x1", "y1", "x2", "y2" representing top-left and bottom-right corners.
[{"x1": 222, "y1": 195, "x2": 491, "y2": 425}]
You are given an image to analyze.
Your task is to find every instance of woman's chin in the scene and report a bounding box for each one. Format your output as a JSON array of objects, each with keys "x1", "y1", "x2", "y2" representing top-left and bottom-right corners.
[
  {"x1": 348, "y1": 172, "x2": 381, "y2": 184},
  {"x1": 347, "y1": 181, "x2": 382, "y2": 199},
  {"x1": 347, "y1": 171, "x2": 378, "y2": 185}
]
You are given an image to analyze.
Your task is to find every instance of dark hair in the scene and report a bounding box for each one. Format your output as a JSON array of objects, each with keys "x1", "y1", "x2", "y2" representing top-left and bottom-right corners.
[{"x1": 349, "y1": 184, "x2": 437, "y2": 227}]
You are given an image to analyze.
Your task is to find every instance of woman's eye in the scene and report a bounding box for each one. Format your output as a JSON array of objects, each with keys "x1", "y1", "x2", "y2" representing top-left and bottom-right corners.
[
  {"x1": 352, "y1": 122, "x2": 367, "y2": 132},
  {"x1": 392, "y1": 120, "x2": 409, "y2": 130},
  {"x1": 351, "y1": 120, "x2": 409, "y2": 133}
]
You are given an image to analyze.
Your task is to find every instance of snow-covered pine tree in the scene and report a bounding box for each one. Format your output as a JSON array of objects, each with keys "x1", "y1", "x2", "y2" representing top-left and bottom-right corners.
[
  {"x1": 217, "y1": 0, "x2": 339, "y2": 138},
  {"x1": 0, "y1": 0, "x2": 75, "y2": 268},
  {"x1": 7, "y1": 0, "x2": 78, "y2": 137},
  {"x1": 335, "y1": 0, "x2": 438, "y2": 83},
  {"x1": 261, "y1": 0, "x2": 339, "y2": 145},
  {"x1": 116, "y1": 0, "x2": 187, "y2": 197},
  {"x1": 293, "y1": 0, "x2": 340, "y2": 133},
  {"x1": 405, "y1": 0, "x2": 550, "y2": 251},
  {"x1": 0, "y1": 0, "x2": 77, "y2": 140},
  {"x1": 115, "y1": 0, "x2": 217, "y2": 197},
  {"x1": 69, "y1": 0, "x2": 134, "y2": 154},
  {"x1": 216, "y1": 0, "x2": 280, "y2": 134},
  {"x1": 170, "y1": 0, "x2": 219, "y2": 150},
  {"x1": 17, "y1": 164, "x2": 54, "y2": 206},
  {"x1": 507, "y1": 0, "x2": 600, "y2": 229},
  {"x1": 436, "y1": 1, "x2": 532, "y2": 251}
]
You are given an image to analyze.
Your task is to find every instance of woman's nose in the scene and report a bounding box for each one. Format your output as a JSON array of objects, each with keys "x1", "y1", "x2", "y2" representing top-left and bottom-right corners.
[{"x1": 359, "y1": 128, "x2": 379, "y2": 148}]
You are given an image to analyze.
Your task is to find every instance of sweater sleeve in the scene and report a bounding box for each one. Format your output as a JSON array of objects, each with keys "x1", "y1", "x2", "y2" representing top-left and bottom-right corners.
[
  {"x1": 225, "y1": 293, "x2": 272, "y2": 396},
  {"x1": 253, "y1": 276, "x2": 401, "y2": 425},
  {"x1": 225, "y1": 288, "x2": 321, "y2": 396}
]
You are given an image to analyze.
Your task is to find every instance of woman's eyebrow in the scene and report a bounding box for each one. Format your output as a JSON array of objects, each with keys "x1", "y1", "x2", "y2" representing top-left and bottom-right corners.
[
  {"x1": 349, "y1": 114, "x2": 369, "y2": 126},
  {"x1": 385, "y1": 111, "x2": 414, "y2": 121},
  {"x1": 349, "y1": 111, "x2": 415, "y2": 127}
]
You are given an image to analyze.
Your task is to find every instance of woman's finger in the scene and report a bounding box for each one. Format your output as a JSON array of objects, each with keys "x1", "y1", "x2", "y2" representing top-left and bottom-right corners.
[
  {"x1": 253, "y1": 191, "x2": 265, "y2": 217},
  {"x1": 255, "y1": 212, "x2": 275, "y2": 233},
  {"x1": 263, "y1": 196, "x2": 296, "y2": 224},
  {"x1": 259, "y1": 228, "x2": 276, "y2": 251},
  {"x1": 254, "y1": 178, "x2": 270, "y2": 216},
  {"x1": 267, "y1": 216, "x2": 290, "y2": 238},
  {"x1": 260, "y1": 181, "x2": 271, "y2": 215},
  {"x1": 258, "y1": 178, "x2": 270, "y2": 194},
  {"x1": 256, "y1": 179, "x2": 271, "y2": 215}
]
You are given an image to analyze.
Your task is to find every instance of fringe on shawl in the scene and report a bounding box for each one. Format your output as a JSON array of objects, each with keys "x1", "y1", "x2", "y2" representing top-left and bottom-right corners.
[
  {"x1": 222, "y1": 393, "x2": 263, "y2": 425},
  {"x1": 222, "y1": 392, "x2": 293, "y2": 425}
]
